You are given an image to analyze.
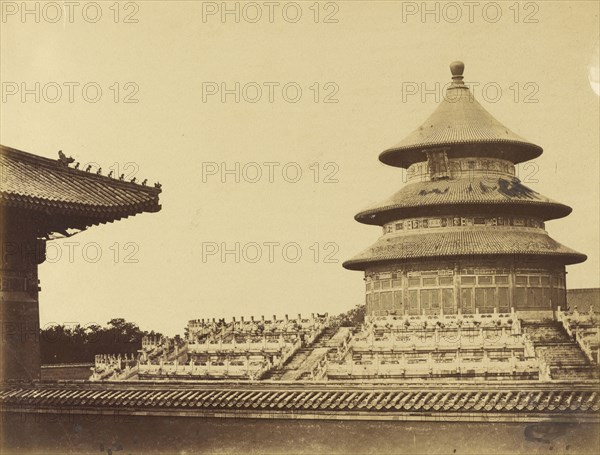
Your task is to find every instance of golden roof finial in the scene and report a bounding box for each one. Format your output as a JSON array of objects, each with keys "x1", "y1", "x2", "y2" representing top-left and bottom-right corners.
[{"x1": 450, "y1": 61, "x2": 465, "y2": 85}]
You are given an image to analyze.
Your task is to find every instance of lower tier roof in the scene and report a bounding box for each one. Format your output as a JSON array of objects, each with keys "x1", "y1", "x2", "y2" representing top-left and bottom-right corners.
[
  {"x1": 343, "y1": 228, "x2": 586, "y2": 270},
  {"x1": 356, "y1": 176, "x2": 572, "y2": 225}
]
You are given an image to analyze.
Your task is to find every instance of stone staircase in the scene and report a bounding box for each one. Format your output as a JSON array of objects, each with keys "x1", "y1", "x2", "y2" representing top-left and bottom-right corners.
[
  {"x1": 262, "y1": 348, "x2": 312, "y2": 380},
  {"x1": 261, "y1": 327, "x2": 339, "y2": 380},
  {"x1": 523, "y1": 321, "x2": 599, "y2": 380},
  {"x1": 310, "y1": 327, "x2": 339, "y2": 348}
]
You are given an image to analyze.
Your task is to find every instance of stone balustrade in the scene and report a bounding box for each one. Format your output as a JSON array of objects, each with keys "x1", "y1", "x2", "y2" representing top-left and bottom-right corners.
[
  {"x1": 326, "y1": 352, "x2": 539, "y2": 379},
  {"x1": 558, "y1": 306, "x2": 597, "y2": 326},
  {"x1": 187, "y1": 313, "x2": 329, "y2": 342},
  {"x1": 138, "y1": 356, "x2": 271, "y2": 380},
  {"x1": 308, "y1": 355, "x2": 328, "y2": 381},
  {"x1": 366, "y1": 310, "x2": 519, "y2": 331},
  {"x1": 91, "y1": 353, "x2": 139, "y2": 381},
  {"x1": 557, "y1": 307, "x2": 599, "y2": 364},
  {"x1": 187, "y1": 335, "x2": 301, "y2": 355},
  {"x1": 352, "y1": 328, "x2": 527, "y2": 351}
]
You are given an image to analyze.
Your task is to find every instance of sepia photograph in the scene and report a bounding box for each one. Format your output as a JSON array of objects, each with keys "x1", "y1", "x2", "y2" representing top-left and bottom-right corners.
[{"x1": 1, "y1": 1, "x2": 599, "y2": 454}]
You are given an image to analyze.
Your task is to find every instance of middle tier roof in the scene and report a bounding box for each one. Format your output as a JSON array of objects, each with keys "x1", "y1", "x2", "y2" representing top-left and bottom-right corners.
[{"x1": 355, "y1": 176, "x2": 571, "y2": 226}]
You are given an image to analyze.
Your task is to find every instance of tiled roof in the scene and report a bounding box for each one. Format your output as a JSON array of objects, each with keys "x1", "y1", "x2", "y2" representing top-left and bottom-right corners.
[
  {"x1": 0, "y1": 145, "x2": 161, "y2": 234},
  {"x1": 1, "y1": 383, "x2": 598, "y2": 418},
  {"x1": 343, "y1": 228, "x2": 587, "y2": 270},
  {"x1": 379, "y1": 80, "x2": 542, "y2": 168},
  {"x1": 356, "y1": 177, "x2": 571, "y2": 225}
]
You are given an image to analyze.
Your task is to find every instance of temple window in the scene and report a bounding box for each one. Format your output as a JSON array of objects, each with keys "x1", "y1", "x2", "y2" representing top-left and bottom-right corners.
[
  {"x1": 425, "y1": 148, "x2": 450, "y2": 180},
  {"x1": 393, "y1": 291, "x2": 403, "y2": 310},
  {"x1": 408, "y1": 277, "x2": 421, "y2": 287},
  {"x1": 515, "y1": 276, "x2": 528, "y2": 286},
  {"x1": 478, "y1": 276, "x2": 493, "y2": 285},
  {"x1": 423, "y1": 277, "x2": 437, "y2": 287},
  {"x1": 475, "y1": 288, "x2": 496, "y2": 310},
  {"x1": 461, "y1": 276, "x2": 476, "y2": 285},
  {"x1": 498, "y1": 288, "x2": 510, "y2": 309},
  {"x1": 495, "y1": 275, "x2": 509, "y2": 285},
  {"x1": 439, "y1": 276, "x2": 453, "y2": 286}
]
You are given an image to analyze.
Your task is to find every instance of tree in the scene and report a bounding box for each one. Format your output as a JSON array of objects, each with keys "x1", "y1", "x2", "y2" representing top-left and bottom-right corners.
[{"x1": 40, "y1": 319, "x2": 164, "y2": 364}]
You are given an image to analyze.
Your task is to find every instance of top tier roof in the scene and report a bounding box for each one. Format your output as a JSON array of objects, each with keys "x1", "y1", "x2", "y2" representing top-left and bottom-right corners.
[
  {"x1": 0, "y1": 144, "x2": 162, "y2": 237},
  {"x1": 379, "y1": 62, "x2": 543, "y2": 168}
]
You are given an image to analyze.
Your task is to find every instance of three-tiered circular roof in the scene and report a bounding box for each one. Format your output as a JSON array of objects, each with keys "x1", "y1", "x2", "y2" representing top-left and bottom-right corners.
[{"x1": 343, "y1": 62, "x2": 586, "y2": 271}]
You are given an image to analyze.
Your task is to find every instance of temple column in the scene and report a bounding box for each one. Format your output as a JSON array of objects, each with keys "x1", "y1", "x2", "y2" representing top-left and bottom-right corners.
[
  {"x1": 0, "y1": 217, "x2": 44, "y2": 382},
  {"x1": 508, "y1": 263, "x2": 516, "y2": 311},
  {"x1": 453, "y1": 262, "x2": 460, "y2": 314}
]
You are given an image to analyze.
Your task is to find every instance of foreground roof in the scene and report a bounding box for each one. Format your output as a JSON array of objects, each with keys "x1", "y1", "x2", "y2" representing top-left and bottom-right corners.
[
  {"x1": 1, "y1": 381, "x2": 598, "y2": 421},
  {"x1": 379, "y1": 62, "x2": 542, "y2": 168},
  {"x1": 0, "y1": 145, "x2": 161, "y2": 236},
  {"x1": 343, "y1": 228, "x2": 587, "y2": 270}
]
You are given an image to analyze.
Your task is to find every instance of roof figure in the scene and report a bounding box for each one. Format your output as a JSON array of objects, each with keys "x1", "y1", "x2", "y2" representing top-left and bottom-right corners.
[{"x1": 0, "y1": 144, "x2": 162, "y2": 238}]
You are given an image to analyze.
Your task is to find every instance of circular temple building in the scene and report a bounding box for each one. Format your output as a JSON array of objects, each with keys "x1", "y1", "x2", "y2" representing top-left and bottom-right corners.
[{"x1": 343, "y1": 62, "x2": 586, "y2": 319}]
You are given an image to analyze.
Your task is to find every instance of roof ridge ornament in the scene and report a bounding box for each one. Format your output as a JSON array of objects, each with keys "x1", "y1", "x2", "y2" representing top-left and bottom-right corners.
[{"x1": 450, "y1": 61, "x2": 465, "y2": 86}]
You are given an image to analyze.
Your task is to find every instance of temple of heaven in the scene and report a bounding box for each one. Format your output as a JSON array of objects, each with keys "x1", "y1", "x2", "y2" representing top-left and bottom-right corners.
[
  {"x1": 1, "y1": 64, "x2": 598, "y2": 436},
  {"x1": 343, "y1": 61, "x2": 587, "y2": 319}
]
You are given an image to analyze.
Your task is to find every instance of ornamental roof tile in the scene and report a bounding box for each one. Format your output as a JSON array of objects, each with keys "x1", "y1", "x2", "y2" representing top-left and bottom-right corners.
[
  {"x1": 1, "y1": 384, "x2": 598, "y2": 416},
  {"x1": 0, "y1": 145, "x2": 161, "y2": 235},
  {"x1": 356, "y1": 177, "x2": 571, "y2": 225},
  {"x1": 343, "y1": 228, "x2": 587, "y2": 270}
]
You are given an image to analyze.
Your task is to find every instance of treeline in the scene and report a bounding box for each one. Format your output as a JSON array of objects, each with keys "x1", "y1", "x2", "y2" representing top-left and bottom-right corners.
[
  {"x1": 40, "y1": 318, "x2": 163, "y2": 364},
  {"x1": 335, "y1": 304, "x2": 365, "y2": 327}
]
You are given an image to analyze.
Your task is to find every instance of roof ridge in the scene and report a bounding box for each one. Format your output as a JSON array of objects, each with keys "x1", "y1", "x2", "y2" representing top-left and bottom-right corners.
[{"x1": 0, "y1": 144, "x2": 162, "y2": 195}]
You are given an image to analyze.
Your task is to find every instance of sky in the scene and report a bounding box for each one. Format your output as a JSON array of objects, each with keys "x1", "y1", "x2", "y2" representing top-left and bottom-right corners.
[{"x1": 1, "y1": 1, "x2": 599, "y2": 336}]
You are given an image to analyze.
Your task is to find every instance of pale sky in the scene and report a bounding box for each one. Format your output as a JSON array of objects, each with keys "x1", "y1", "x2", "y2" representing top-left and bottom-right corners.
[{"x1": 1, "y1": 1, "x2": 599, "y2": 335}]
